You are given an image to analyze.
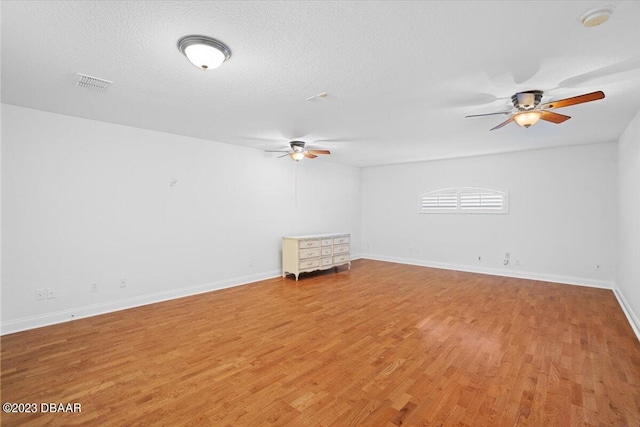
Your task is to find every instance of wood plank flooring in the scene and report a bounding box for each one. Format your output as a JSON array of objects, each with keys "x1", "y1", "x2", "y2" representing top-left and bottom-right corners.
[{"x1": 2, "y1": 259, "x2": 640, "y2": 426}]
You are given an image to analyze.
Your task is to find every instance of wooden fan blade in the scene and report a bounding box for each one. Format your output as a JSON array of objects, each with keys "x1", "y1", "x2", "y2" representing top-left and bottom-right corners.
[
  {"x1": 303, "y1": 153, "x2": 317, "y2": 159},
  {"x1": 539, "y1": 91, "x2": 604, "y2": 110},
  {"x1": 465, "y1": 111, "x2": 512, "y2": 118},
  {"x1": 540, "y1": 110, "x2": 571, "y2": 124},
  {"x1": 490, "y1": 116, "x2": 515, "y2": 131},
  {"x1": 308, "y1": 150, "x2": 330, "y2": 155}
]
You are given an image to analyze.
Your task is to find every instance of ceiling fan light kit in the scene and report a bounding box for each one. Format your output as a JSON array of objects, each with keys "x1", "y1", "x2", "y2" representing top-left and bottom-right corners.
[
  {"x1": 466, "y1": 90, "x2": 605, "y2": 131},
  {"x1": 514, "y1": 111, "x2": 542, "y2": 128},
  {"x1": 177, "y1": 35, "x2": 231, "y2": 70},
  {"x1": 265, "y1": 140, "x2": 331, "y2": 162}
]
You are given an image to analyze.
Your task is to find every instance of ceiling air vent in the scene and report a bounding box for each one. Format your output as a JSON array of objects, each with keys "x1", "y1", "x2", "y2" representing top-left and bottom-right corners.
[{"x1": 76, "y1": 73, "x2": 112, "y2": 92}]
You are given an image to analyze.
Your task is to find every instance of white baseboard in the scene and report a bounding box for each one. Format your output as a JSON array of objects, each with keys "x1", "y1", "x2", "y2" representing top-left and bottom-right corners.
[
  {"x1": 612, "y1": 287, "x2": 640, "y2": 342},
  {"x1": 0, "y1": 255, "x2": 618, "y2": 336},
  {"x1": 360, "y1": 254, "x2": 614, "y2": 289},
  {"x1": 1, "y1": 269, "x2": 281, "y2": 335},
  {"x1": 362, "y1": 255, "x2": 640, "y2": 342},
  {"x1": 1, "y1": 256, "x2": 368, "y2": 336}
]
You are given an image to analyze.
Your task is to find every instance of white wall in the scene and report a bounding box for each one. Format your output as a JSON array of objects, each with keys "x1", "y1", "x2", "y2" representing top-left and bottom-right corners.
[
  {"x1": 1, "y1": 105, "x2": 361, "y2": 333},
  {"x1": 361, "y1": 143, "x2": 617, "y2": 287},
  {"x1": 0, "y1": 103, "x2": 629, "y2": 335},
  {"x1": 616, "y1": 110, "x2": 640, "y2": 335}
]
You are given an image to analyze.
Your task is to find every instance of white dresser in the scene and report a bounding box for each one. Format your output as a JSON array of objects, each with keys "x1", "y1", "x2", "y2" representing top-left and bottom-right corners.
[{"x1": 282, "y1": 233, "x2": 351, "y2": 281}]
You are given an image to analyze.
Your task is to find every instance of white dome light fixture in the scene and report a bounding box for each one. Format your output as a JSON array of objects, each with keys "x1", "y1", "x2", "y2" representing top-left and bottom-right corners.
[
  {"x1": 514, "y1": 111, "x2": 543, "y2": 128},
  {"x1": 290, "y1": 152, "x2": 305, "y2": 161},
  {"x1": 177, "y1": 35, "x2": 231, "y2": 70}
]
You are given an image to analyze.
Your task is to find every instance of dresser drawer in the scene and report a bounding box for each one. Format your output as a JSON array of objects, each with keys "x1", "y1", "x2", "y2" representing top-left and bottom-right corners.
[
  {"x1": 321, "y1": 238, "x2": 332, "y2": 247},
  {"x1": 299, "y1": 259, "x2": 320, "y2": 269},
  {"x1": 299, "y1": 239, "x2": 320, "y2": 249},
  {"x1": 299, "y1": 249, "x2": 321, "y2": 259},
  {"x1": 321, "y1": 247, "x2": 332, "y2": 256},
  {"x1": 333, "y1": 236, "x2": 349, "y2": 245},
  {"x1": 333, "y1": 254, "x2": 350, "y2": 264},
  {"x1": 321, "y1": 257, "x2": 333, "y2": 266},
  {"x1": 333, "y1": 245, "x2": 349, "y2": 254}
]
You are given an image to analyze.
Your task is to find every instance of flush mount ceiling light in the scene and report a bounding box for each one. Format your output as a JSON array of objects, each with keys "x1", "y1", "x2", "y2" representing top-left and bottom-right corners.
[
  {"x1": 581, "y1": 5, "x2": 613, "y2": 28},
  {"x1": 177, "y1": 35, "x2": 231, "y2": 70}
]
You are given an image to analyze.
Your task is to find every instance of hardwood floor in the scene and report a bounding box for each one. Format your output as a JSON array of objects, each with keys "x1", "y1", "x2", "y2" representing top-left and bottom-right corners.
[{"x1": 2, "y1": 259, "x2": 640, "y2": 426}]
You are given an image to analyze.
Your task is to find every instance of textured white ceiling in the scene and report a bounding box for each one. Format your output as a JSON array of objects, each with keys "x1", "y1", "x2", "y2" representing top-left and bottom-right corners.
[{"x1": 2, "y1": 1, "x2": 640, "y2": 167}]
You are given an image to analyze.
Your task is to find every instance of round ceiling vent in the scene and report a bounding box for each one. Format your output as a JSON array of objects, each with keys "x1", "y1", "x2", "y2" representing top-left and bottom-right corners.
[{"x1": 580, "y1": 5, "x2": 613, "y2": 28}]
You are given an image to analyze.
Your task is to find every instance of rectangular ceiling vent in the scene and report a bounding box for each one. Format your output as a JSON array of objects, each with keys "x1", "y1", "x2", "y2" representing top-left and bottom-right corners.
[{"x1": 76, "y1": 73, "x2": 113, "y2": 92}]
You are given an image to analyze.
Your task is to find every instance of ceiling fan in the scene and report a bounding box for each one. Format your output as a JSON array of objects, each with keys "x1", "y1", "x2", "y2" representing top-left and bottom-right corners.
[
  {"x1": 465, "y1": 90, "x2": 605, "y2": 130},
  {"x1": 265, "y1": 141, "x2": 331, "y2": 161}
]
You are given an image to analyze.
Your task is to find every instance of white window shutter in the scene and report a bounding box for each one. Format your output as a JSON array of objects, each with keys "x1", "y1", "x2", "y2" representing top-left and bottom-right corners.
[
  {"x1": 419, "y1": 188, "x2": 459, "y2": 213},
  {"x1": 419, "y1": 187, "x2": 508, "y2": 214}
]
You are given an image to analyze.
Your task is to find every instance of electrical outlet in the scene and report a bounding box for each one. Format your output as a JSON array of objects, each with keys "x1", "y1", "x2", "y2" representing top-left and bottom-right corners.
[
  {"x1": 248, "y1": 259, "x2": 253, "y2": 268},
  {"x1": 36, "y1": 289, "x2": 46, "y2": 300},
  {"x1": 120, "y1": 279, "x2": 127, "y2": 288},
  {"x1": 515, "y1": 258, "x2": 520, "y2": 265},
  {"x1": 505, "y1": 252, "x2": 510, "y2": 259},
  {"x1": 47, "y1": 288, "x2": 55, "y2": 299},
  {"x1": 91, "y1": 282, "x2": 98, "y2": 292}
]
